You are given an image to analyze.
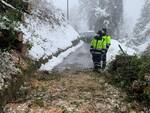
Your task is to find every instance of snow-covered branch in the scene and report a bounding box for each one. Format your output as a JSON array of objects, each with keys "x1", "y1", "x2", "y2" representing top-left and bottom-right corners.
[
  {"x1": 0, "y1": 0, "x2": 16, "y2": 10},
  {"x1": 0, "y1": 0, "x2": 30, "y2": 14}
]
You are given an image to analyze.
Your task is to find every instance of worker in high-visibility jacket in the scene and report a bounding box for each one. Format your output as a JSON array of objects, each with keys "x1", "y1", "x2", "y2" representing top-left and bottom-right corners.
[
  {"x1": 90, "y1": 30, "x2": 107, "y2": 71},
  {"x1": 101, "y1": 28, "x2": 111, "y2": 69}
]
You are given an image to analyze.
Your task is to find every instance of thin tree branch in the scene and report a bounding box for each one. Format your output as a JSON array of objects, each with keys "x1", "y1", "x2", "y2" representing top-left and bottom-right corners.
[{"x1": 0, "y1": 0, "x2": 30, "y2": 14}]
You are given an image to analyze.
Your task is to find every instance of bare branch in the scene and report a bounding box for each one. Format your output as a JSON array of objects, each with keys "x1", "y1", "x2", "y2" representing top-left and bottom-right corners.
[
  {"x1": 1, "y1": 0, "x2": 16, "y2": 10},
  {"x1": 0, "y1": 0, "x2": 30, "y2": 14}
]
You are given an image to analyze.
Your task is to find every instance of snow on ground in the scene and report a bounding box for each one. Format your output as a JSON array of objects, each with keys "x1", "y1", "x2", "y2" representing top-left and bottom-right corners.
[
  {"x1": 135, "y1": 40, "x2": 150, "y2": 53},
  {"x1": 40, "y1": 39, "x2": 136, "y2": 71},
  {"x1": 20, "y1": 1, "x2": 79, "y2": 61},
  {"x1": 138, "y1": 43, "x2": 150, "y2": 52},
  {"x1": 107, "y1": 39, "x2": 136, "y2": 62},
  {"x1": 21, "y1": 20, "x2": 79, "y2": 60},
  {"x1": 40, "y1": 41, "x2": 84, "y2": 71}
]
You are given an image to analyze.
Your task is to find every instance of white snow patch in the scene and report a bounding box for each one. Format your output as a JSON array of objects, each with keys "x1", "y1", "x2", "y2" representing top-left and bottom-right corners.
[
  {"x1": 20, "y1": 12, "x2": 79, "y2": 60},
  {"x1": 137, "y1": 43, "x2": 150, "y2": 52},
  {"x1": 40, "y1": 41, "x2": 84, "y2": 71},
  {"x1": 107, "y1": 39, "x2": 136, "y2": 62},
  {"x1": 127, "y1": 38, "x2": 150, "y2": 53},
  {"x1": 136, "y1": 39, "x2": 150, "y2": 53}
]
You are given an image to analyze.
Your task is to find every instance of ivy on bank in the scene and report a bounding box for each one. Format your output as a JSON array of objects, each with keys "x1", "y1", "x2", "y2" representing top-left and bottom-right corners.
[{"x1": 0, "y1": 0, "x2": 23, "y2": 51}]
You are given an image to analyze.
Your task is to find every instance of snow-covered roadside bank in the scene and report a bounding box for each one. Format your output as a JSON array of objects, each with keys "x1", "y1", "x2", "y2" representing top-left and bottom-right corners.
[
  {"x1": 20, "y1": 0, "x2": 80, "y2": 61},
  {"x1": 133, "y1": 39, "x2": 150, "y2": 54},
  {"x1": 20, "y1": 15, "x2": 79, "y2": 61},
  {"x1": 107, "y1": 39, "x2": 136, "y2": 63},
  {"x1": 40, "y1": 41, "x2": 84, "y2": 71}
]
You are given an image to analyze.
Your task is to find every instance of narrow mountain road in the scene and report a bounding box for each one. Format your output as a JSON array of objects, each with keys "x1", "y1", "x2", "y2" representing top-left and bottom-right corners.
[
  {"x1": 3, "y1": 42, "x2": 148, "y2": 113},
  {"x1": 4, "y1": 71, "x2": 136, "y2": 113}
]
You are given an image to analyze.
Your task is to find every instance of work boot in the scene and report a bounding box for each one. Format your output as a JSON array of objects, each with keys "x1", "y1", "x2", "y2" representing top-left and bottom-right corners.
[{"x1": 93, "y1": 65, "x2": 99, "y2": 72}]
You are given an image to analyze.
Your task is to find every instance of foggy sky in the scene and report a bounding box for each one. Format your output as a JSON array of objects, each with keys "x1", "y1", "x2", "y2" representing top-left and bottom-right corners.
[
  {"x1": 124, "y1": 0, "x2": 144, "y2": 27},
  {"x1": 53, "y1": 0, "x2": 144, "y2": 23},
  {"x1": 52, "y1": 0, "x2": 145, "y2": 31},
  {"x1": 53, "y1": 0, "x2": 79, "y2": 13}
]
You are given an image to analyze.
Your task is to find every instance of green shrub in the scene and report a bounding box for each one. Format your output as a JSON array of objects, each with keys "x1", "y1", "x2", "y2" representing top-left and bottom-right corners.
[
  {"x1": 108, "y1": 54, "x2": 150, "y2": 105},
  {"x1": 27, "y1": 42, "x2": 33, "y2": 50},
  {"x1": 5, "y1": 0, "x2": 23, "y2": 10},
  {"x1": 144, "y1": 85, "x2": 150, "y2": 99},
  {"x1": 33, "y1": 98, "x2": 44, "y2": 107},
  {"x1": 5, "y1": 10, "x2": 21, "y2": 22},
  {"x1": 0, "y1": 0, "x2": 23, "y2": 51},
  {"x1": 138, "y1": 56, "x2": 150, "y2": 77},
  {"x1": 0, "y1": 29, "x2": 19, "y2": 51}
]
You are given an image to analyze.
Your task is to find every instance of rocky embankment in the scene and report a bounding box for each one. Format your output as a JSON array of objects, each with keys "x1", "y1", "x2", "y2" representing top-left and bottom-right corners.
[
  {"x1": 0, "y1": 51, "x2": 27, "y2": 110},
  {"x1": 0, "y1": 0, "x2": 81, "y2": 111}
]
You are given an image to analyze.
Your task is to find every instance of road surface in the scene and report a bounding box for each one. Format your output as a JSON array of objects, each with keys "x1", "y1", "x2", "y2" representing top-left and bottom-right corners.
[{"x1": 54, "y1": 42, "x2": 93, "y2": 71}]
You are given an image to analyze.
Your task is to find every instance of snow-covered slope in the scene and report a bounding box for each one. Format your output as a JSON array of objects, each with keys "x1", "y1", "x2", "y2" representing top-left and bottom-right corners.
[
  {"x1": 20, "y1": 0, "x2": 79, "y2": 61},
  {"x1": 40, "y1": 41, "x2": 83, "y2": 71},
  {"x1": 107, "y1": 39, "x2": 136, "y2": 62},
  {"x1": 125, "y1": 0, "x2": 150, "y2": 53}
]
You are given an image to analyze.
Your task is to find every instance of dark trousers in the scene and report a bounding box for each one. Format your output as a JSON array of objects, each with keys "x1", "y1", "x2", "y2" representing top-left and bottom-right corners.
[
  {"x1": 102, "y1": 52, "x2": 106, "y2": 69},
  {"x1": 92, "y1": 53, "x2": 102, "y2": 69},
  {"x1": 92, "y1": 51, "x2": 106, "y2": 70}
]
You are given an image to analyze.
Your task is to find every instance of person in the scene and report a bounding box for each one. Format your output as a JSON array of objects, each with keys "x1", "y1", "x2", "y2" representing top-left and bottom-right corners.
[
  {"x1": 101, "y1": 28, "x2": 111, "y2": 69},
  {"x1": 90, "y1": 30, "x2": 106, "y2": 71}
]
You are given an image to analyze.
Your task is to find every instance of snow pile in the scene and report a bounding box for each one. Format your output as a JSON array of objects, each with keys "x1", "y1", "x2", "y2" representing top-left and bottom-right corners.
[
  {"x1": 126, "y1": 37, "x2": 150, "y2": 53},
  {"x1": 135, "y1": 38, "x2": 150, "y2": 53},
  {"x1": 107, "y1": 39, "x2": 136, "y2": 62},
  {"x1": 40, "y1": 41, "x2": 84, "y2": 71},
  {"x1": 20, "y1": 0, "x2": 79, "y2": 60},
  {"x1": 138, "y1": 43, "x2": 150, "y2": 53}
]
